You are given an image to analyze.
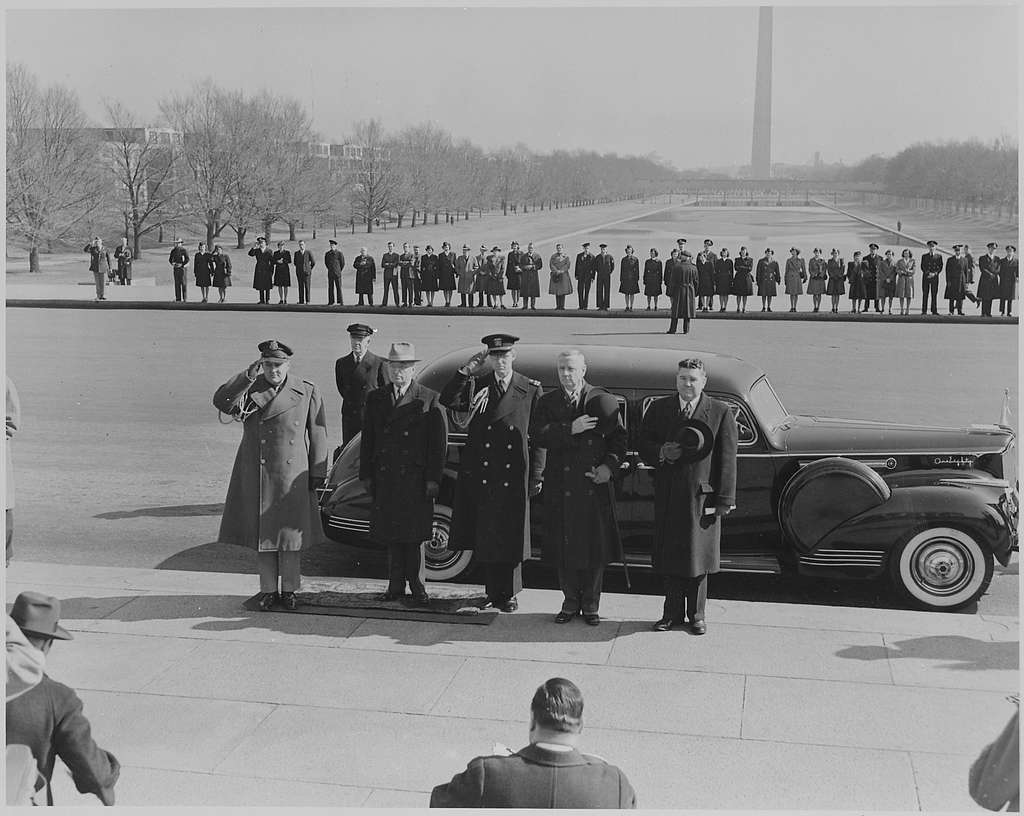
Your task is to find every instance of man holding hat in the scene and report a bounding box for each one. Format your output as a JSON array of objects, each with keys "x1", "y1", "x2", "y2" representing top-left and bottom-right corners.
[
  {"x1": 638, "y1": 358, "x2": 738, "y2": 634},
  {"x1": 360, "y1": 342, "x2": 447, "y2": 604},
  {"x1": 440, "y1": 334, "x2": 544, "y2": 612},
  {"x1": 335, "y1": 323, "x2": 390, "y2": 446},
  {"x1": 977, "y1": 242, "x2": 1001, "y2": 317},
  {"x1": 945, "y1": 243, "x2": 970, "y2": 315},
  {"x1": 7, "y1": 592, "x2": 120, "y2": 805},
  {"x1": 214, "y1": 339, "x2": 329, "y2": 611},
  {"x1": 999, "y1": 245, "x2": 1017, "y2": 317},
  {"x1": 248, "y1": 236, "x2": 274, "y2": 304},
  {"x1": 324, "y1": 239, "x2": 346, "y2": 306},
  {"x1": 168, "y1": 237, "x2": 190, "y2": 303},
  {"x1": 574, "y1": 242, "x2": 596, "y2": 310},
  {"x1": 920, "y1": 240, "x2": 943, "y2": 315}
]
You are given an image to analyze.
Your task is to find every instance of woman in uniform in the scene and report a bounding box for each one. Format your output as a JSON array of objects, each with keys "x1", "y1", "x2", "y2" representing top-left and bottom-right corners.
[
  {"x1": 271, "y1": 241, "x2": 292, "y2": 305},
  {"x1": 487, "y1": 246, "x2": 506, "y2": 309},
  {"x1": 732, "y1": 247, "x2": 754, "y2": 313},
  {"x1": 618, "y1": 245, "x2": 640, "y2": 311},
  {"x1": 756, "y1": 248, "x2": 780, "y2": 312},
  {"x1": 714, "y1": 248, "x2": 734, "y2": 312},
  {"x1": 806, "y1": 248, "x2": 827, "y2": 313},
  {"x1": 643, "y1": 248, "x2": 663, "y2": 310},
  {"x1": 878, "y1": 249, "x2": 898, "y2": 314},
  {"x1": 437, "y1": 241, "x2": 457, "y2": 307},
  {"x1": 846, "y1": 251, "x2": 867, "y2": 313},
  {"x1": 420, "y1": 245, "x2": 439, "y2": 307},
  {"x1": 826, "y1": 248, "x2": 845, "y2": 313},
  {"x1": 894, "y1": 248, "x2": 916, "y2": 316},
  {"x1": 784, "y1": 247, "x2": 806, "y2": 312}
]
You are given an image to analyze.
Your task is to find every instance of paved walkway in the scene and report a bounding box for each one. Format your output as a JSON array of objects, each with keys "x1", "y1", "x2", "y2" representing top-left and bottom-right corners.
[{"x1": 7, "y1": 560, "x2": 1017, "y2": 809}]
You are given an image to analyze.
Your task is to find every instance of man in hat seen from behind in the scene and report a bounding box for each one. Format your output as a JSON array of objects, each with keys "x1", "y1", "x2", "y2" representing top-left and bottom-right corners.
[
  {"x1": 665, "y1": 249, "x2": 698, "y2": 334},
  {"x1": 360, "y1": 342, "x2": 447, "y2": 604},
  {"x1": 6, "y1": 592, "x2": 120, "y2": 805},
  {"x1": 977, "y1": 242, "x2": 1002, "y2": 317},
  {"x1": 920, "y1": 240, "x2": 943, "y2": 315},
  {"x1": 335, "y1": 323, "x2": 390, "y2": 447},
  {"x1": 638, "y1": 358, "x2": 737, "y2": 634},
  {"x1": 441, "y1": 334, "x2": 544, "y2": 611},
  {"x1": 214, "y1": 339, "x2": 329, "y2": 611}
]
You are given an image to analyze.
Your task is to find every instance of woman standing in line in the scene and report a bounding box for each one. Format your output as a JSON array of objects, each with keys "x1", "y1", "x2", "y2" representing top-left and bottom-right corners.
[
  {"x1": 878, "y1": 249, "x2": 898, "y2": 314},
  {"x1": 643, "y1": 248, "x2": 663, "y2": 310},
  {"x1": 437, "y1": 241, "x2": 457, "y2": 308},
  {"x1": 732, "y1": 247, "x2": 754, "y2": 313},
  {"x1": 212, "y1": 245, "x2": 233, "y2": 303},
  {"x1": 825, "y1": 249, "x2": 845, "y2": 313},
  {"x1": 846, "y1": 251, "x2": 867, "y2": 314},
  {"x1": 714, "y1": 248, "x2": 734, "y2": 312},
  {"x1": 619, "y1": 245, "x2": 640, "y2": 311},
  {"x1": 756, "y1": 248, "x2": 780, "y2": 312},
  {"x1": 894, "y1": 248, "x2": 916, "y2": 316},
  {"x1": 488, "y1": 246, "x2": 506, "y2": 309},
  {"x1": 271, "y1": 241, "x2": 292, "y2": 305},
  {"x1": 806, "y1": 248, "x2": 827, "y2": 313},
  {"x1": 420, "y1": 245, "x2": 439, "y2": 307},
  {"x1": 784, "y1": 247, "x2": 806, "y2": 312},
  {"x1": 194, "y1": 242, "x2": 214, "y2": 303}
]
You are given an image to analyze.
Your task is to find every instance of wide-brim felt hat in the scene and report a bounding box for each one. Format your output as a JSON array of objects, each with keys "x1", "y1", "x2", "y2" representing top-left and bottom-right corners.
[
  {"x1": 670, "y1": 418, "x2": 715, "y2": 463},
  {"x1": 387, "y1": 342, "x2": 419, "y2": 362},
  {"x1": 10, "y1": 591, "x2": 73, "y2": 641}
]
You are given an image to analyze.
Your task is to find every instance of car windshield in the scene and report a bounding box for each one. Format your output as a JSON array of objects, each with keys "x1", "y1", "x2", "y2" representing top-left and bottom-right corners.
[{"x1": 748, "y1": 376, "x2": 790, "y2": 431}]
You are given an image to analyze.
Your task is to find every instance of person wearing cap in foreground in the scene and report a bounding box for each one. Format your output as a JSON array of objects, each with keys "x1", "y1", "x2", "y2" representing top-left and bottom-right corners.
[
  {"x1": 639, "y1": 358, "x2": 737, "y2": 634},
  {"x1": 531, "y1": 350, "x2": 626, "y2": 625},
  {"x1": 945, "y1": 243, "x2": 970, "y2": 315},
  {"x1": 214, "y1": 340, "x2": 329, "y2": 611},
  {"x1": 998, "y1": 245, "x2": 1017, "y2": 317},
  {"x1": 429, "y1": 677, "x2": 636, "y2": 808},
  {"x1": 360, "y1": 342, "x2": 447, "y2": 604},
  {"x1": 441, "y1": 334, "x2": 544, "y2": 612},
  {"x1": 574, "y1": 242, "x2": 596, "y2": 310},
  {"x1": 324, "y1": 239, "x2": 346, "y2": 306},
  {"x1": 920, "y1": 240, "x2": 943, "y2": 315},
  {"x1": 335, "y1": 323, "x2": 390, "y2": 447},
  {"x1": 6, "y1": 592, "x2": 120, "y2": 805},
  {"x1": 977, "y1": 242, "x2": 1002, "y2": 318}
]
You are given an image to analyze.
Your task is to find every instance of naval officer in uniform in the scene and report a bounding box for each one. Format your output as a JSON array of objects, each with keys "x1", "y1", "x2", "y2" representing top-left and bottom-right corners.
[{"x1": 334, "y1": 323, "x2": 390, "y2": 448}]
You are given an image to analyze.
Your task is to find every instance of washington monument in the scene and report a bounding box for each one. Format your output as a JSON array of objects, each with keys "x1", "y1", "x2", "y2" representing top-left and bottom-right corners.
[{"x1": 751, "y1": 6, "x2": 773, "y2": 177}]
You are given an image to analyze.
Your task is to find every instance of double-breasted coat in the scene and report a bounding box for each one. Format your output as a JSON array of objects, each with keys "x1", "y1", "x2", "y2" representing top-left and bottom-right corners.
[
  {"x1": 944, "y1": 255, "x2": 969, "y2": 299},
  {"x1": 665, "y1": 258, "x2": 697, "y2": 318},
  {"x1": 638, "y1": 392, "x2": 738, "y2": 577},
  {"x1": 695, "y1": 251, "x2": 716, "y2": 296},
  {"x1": 977, "y1": 254, "x2": 1001, "y2": 301},
  {"x1": 847, "y1": 259, "x2": 867, "y2": 300},
  {"x1": 420, "y1": 252, "x2": 439, "y2": 292},
  {"x1": 359, "y1": 382, "x2": 447, "y2": 545},
  {"x1": 505, "y1": 249, "x2": 523, "y2": 291},
  {"x1": 212, "y1": 252, "x2": 233, "y2": 288},
  {"x1": 714, "y1": 257, "x2": 734, "y2": 295},
  {"x1": 324, "y1": 248, "x2": 346, "y2": 280},
  {"x1": 807, "y1": 257, "x2": 828, "y2": 295},
  {"x1": 531, "y1": 383, "x2": 626, "y2": 570},
  {"x1": 487, "y1": 255, "x2": 506, "y2": 295},
  {"x1": 784, "y1": 256, "x2": 806, "y2": 295},
  {"x1": 618, "y1": 255, "x2": 640, "y2": 294},
  {"x1": 548, "y1": 252, "x2": 574, "y2": 295},
  {"x1": 335, "y1": 350, "x2": 390, "y2": 444},
  {"x1": 755, "y1": 257, "x2": 780, "y2": 296},
  {"x1": 826, "y1": 258, "x2": 846, "y2": 295},
  {"x1": 520, "y1": 251, "x2": 543, "y2": 297},
  {"x1": 455, "y1": 254, "x2": 474, "y2": 293},
  {"x1": 437, "y1": 250, "x2": 457, "y2": 291},
  {"x1": 862, "y1": 253, "x2": 880, "y2": 297},
  {"x1": 353, "y1": 254, "x2": 376, "y2": 295},
  {"x1": 193, "y1": 251, "x2": 213, "y2": 287},
  {"x1": 731, "y1": 256, "x2": 754, "y2": 296},
  {"x1": 440, "y1": 369, "x2": 544, "y2": 563},
  {"x1": 574, "y1": 251, "x2": 596, "y2": 285},
  {"x1": 248, "y1": 247, "x2": 274, "y2": 290},
  {"x1": 214, "y1": 371, "x2": 329, "y2": 552},
  {"x1": 643, "y1": 258, "x2": 663, "y2": 296},
  {"x1": 998, "y1": 255, "x2": 1017, "y2": 300}
]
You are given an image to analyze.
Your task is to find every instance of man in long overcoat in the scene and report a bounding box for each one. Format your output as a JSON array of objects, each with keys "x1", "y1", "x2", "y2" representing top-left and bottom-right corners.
[
  {"x1": 335, "y1": 323, "x2": 390, "y2": 447},
  {"x1": 548, "y1": 243, "x2": 573, "y2": 310},
  {"x1": 639, "y1": 358, "x2": 737, "y2": 634},
  {"x1": 353, "y1": 247, "x2": 376, "y2": 306},
  {"x1": 594, "y1": 244, "x2": 615, "y2": 310},
  {"x1": 977, "y1": 242, "x2": 1002, "y2": 317},
  {"x1": 214, "y1": 339, "x2": 329, "y2": 611},
  {"x1": 360, "y1": 342, "x2": 447, "y2": 603},
  {"x1": 945, "y1": 244, "x2": 970, "y2": 315},
  {"x1": 920, "y1": 240, "x2": 943, "y2": 315},
  {"x1": 998, "y1": 245, "x2": 1017, "y2": 317},
  {"x1": 248, "y1": 237, "x2": 274, "y2": 304},
  {"x1": 324, "y1": 239, "x2": 345, "y2": 305},
  {"x1": 574, "y1": 242, "x2": 596, "y2": 310},
  {"x1": 440, "y1": 334, "x2": 544, "y2": 611},
  {"x1": 666, "y1": 249, "x2": 697, "y2": 334},
  {"x1": 531, "y1": 350, "x2": 625, "y2": 625},
  {"x1": 519, "y1": 241, "x2": 543, "y2": 309}
]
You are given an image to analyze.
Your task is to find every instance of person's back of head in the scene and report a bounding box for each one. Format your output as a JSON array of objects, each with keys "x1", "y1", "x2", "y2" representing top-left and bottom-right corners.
[{"x1": 531, "y1": 677, "x2": 583, "y2": 735}]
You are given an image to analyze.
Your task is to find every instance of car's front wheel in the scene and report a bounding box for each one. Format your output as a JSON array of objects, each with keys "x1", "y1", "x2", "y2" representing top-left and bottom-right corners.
[
  {"x1": 889, "y1": 527, "x2": 994, "y2": 611},
  {"x1": 424, "y1": 504, "x2": 475, "y2": 582}
]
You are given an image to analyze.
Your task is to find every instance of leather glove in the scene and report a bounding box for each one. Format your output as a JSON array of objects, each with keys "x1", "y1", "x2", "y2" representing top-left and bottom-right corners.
[{"x1": 585, "y1": 464, "x2": 612, "y2": 484}]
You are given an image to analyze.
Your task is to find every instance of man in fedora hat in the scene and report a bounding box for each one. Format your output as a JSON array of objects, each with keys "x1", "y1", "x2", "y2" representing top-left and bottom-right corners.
[
  {"x1": 639, "y1": 359, "x2": 737, "y2": 634},
  {"x1": 335, "y1": 323, "x2": 390, "y2": 448},
  {"x1": 441, "y1": 334, "x2": 544, "y2": 612},
  {"x1": 360, "y1": 342, "x2": 447, "y2": 604},
  {"x1": 7, "y1": 592, "x2": 120, "y2": 805},
  {"x1": 214, "y1": 339, "x2": 329, "y2": 611}
]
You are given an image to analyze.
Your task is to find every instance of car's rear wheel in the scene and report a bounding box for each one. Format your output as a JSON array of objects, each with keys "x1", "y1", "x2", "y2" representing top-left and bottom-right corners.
[
  {"x1": 889, "y1": 527, "x2": 994, "y2": 611},
  {"x1": 424, "y1": 504, "x2": 474, "y2": 581}
]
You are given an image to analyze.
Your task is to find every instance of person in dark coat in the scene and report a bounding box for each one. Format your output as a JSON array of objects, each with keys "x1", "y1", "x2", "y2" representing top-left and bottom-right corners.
[
  {"x1": 437, "y1": 241, "x2": 457, "y2": 307},
  {"x1": 643, "y1": 248, "x2": 663, "y2": 310},
  {"x1": 380, "y1": 241, "x2": 400, "y2": 307},
  {"x1": 806, "y1": 247, "x2": 828, "y2": 312},
  {"x1": 998, "y1": 245, "x2": 1017, "y2": 317},
  {"x1": 248, "y1": 237, "x2": 274, "y2": 304},
  {"x1": 755, "y1": 248, "x2": 780, "y2": 311},
  {"x1": 505, "y1": 241, "x2": 523, "y2": 307},
  {"x1": 639, "y1": 358, "x2": 738, "y2": 634},
  {"x1": 878, "y1": 249, "x2": 898, "y2": 314},
  {"x1": 420, "y1": 245, "x2": 439, "y2": 306},
  {"x1": 695, "y1": 239, "x2": 716, "y2": 311},
  {"x1": 920, "y1": 240, "x2": 943, "y2": 315},
  {"x1": 193, "y1": 241, "x2": 213, "y2": 302},
  {"x1": 472, "y1": 245, "x2": 489, "y2": 307},
  {"x1": 324, "y1": 239, "x2": 345, "y2": 306},
  {"x1": 714, "y1": 248, "x2": 734, "y2": 312},
  {"x1": 271, "y1": 241, "x2": 292, "y2": 304},
  {"x1": 360, "y1": 342, "x2": 447, "y2": 604},
  {"x1": 548, "y1": 243, "x2": 573, "y2": 310},
  {"x1": 440, "y1": 334, "x2": 544, "y2": 612},
  {"x1": 977, "y1": 242, "x2": 1001, "y2": 317},
  {"x1": 846, "y1": 251, "x2": 867, "y2": 313},
  {"x1": 826, "y1": 248, "x2": 845, "y2": 313},
  {"x1": 895, "y1": 248, "x2": 916, "y2": 315},
  {"x1": 335, "y1": 323, "x2": 390, "y2": 447},
  {"x1": 353, "y1": 247, "x2": 376, "y2": 306},
  {"x1": 968, "y1": 709, "x2": 1019, "y2": 812},
  {"x1": 211, "y1": 245, "x2": 233, "y2": 303},
  {"x1": 113, "y1": 237, "x2": 133, "y2": 286},
  {"x1": 594, "y1": 244, "x2": 615, "y2": 310},
  {"x1": 784, "y1": 247, "x2": 806, "y2": 312},
  {"x1": 430, "y1": 678, "x2": 637, "y2": 809},
  {"x1": 487, "y1": 247, "x2": 506, "y2": 308},
  {"x1": 863, "y1": 243, "x2": 882, "y2": 313},
  {"x1": 731, "y1": 247, "x2": 754, "y2": 312},
  {"x1": 7, "y1": 592, "x2": 120, "y2": 806},
  {"x1": 213, "y1": 340, "x2": 329, "y2": 611},
  {"x1": 945, "y1": 244, "x2": 969, "y2": 315},
  {"x1": 398, "y1": 243, "x2": 416, "y2": 307},
  {"x1": 293, "y1": 240, "x2": 316, "y2": 305},
  {"x1": 666, "y1": 249, "x2": 698, "y2": 334},
  {"x1": 574, "y1": 242, "x2": 596, "y2": 310},
  {"x1": 618, "y1": 245, "x2": 640, "y2": 311},
  {"x1": 168, "y1": 237, "x2": 189, "y2": 303},
  {"x1": 531, "y1": 351, "x2": 626, "y2": 624},
  {"x1": 520, "y1": 242, "x2": 543, "y2": 309}
]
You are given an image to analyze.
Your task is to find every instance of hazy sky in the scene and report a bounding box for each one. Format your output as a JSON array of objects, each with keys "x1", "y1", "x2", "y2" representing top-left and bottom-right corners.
[{"x1": 5, "y1": 3, "x2": 1018, "y2": 169}]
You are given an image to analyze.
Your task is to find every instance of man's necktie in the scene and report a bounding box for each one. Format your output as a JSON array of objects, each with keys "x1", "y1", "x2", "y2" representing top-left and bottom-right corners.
[
  {"x1": 495, "y1": 380, "x2": 506, "y2": 398},
  {"x1": 683, "y1": 401, "x2": 692, "y2": 419}
]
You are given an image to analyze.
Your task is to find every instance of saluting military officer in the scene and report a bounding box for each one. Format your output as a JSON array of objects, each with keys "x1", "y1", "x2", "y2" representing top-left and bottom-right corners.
[
  {"x1": 440, "y1": 334, "x2": 544, "y2": 611},
  {"x1": 335, "y1": 323, "x2": 390, "y2": 447}
]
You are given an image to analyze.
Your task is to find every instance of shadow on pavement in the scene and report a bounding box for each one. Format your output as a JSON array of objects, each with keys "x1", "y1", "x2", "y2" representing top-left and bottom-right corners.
[
  {"x1": 836, "y1": 635, "x2": 1019, "y2": 672},
  {"x1": 155, "y1": 542, "x2": 253, "y2": 574},
  {"x1": 94, "y1": 503, "x2": 224, "y2": 520}
]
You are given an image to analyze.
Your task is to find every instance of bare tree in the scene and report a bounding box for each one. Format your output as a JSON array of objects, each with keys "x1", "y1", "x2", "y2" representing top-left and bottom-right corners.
[
  {"x1": 6, "y1": 63, "x2": 109, "y2": 272},
  {"x1": 347, "y1": 119, "x2": 399, "y2": 233}
]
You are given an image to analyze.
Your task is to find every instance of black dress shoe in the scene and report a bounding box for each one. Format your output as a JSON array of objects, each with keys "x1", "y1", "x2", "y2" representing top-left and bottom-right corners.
[
  {"x1": 690, "y1": 619, "x2": 707, "y2": 635},
  {"x1": 378, "y1": 591, "x2": 403, "y2": 602},
  {"x1": 256, "y1": 591, "x2": 279, "y2": 611},
  {"x1": 411, "y1": 593, "x2": 431, "y2": 607},
  {"x1": 554, "y1": 610, "x2": 575, "y2": 624},
  {"x1": 652, "y1": 618, "x2": 674, "y2": 632},
  {"x1": 499, "y1": 598, "x2": 518, "y2": 613},
  {"x1": 583, "y1": 613, "x2": 600, "y2": 626},
  {"x1": 280, "y1": 591, "x2": 298, "y2": 611}
]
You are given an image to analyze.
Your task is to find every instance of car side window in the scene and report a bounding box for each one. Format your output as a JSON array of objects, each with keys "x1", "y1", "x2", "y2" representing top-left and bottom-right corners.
[{"x1": 640, "y1": 394, "x2": 758, "y2": 447}]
